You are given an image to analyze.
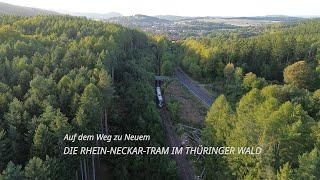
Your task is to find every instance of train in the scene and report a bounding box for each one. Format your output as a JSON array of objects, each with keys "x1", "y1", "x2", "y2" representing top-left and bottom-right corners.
[{"x1": 156, "y1": 86, "x2": 164, "y2": 107}]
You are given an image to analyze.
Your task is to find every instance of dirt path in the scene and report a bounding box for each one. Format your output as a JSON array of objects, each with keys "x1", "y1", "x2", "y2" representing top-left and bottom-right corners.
[
  {"x1": 160, "y1": 107, "x2": 196, "y2": 180},
  {"x1": 165, "y1": 80, "x2": 207, "y2": 125}
]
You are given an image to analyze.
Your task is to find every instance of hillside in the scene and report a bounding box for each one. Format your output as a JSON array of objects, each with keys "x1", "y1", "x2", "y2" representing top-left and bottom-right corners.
[
  {"x1": 178, "y1": 19, "x2": 320, "y2": 81},
  {"x1": 0, "y1": 2, "x2": 58, "y2": 16},
  {"x1": 155, "y1": 15, "x2": 190, "y2": 21},
  {"x1": 107, "y1": 14, "x2": 304, "y2": 40},
  {"x1": 107, "y1": 14, "x2": 238, "y2": 39},
  {"x1": 108, "y1": 14, "x2": 171, "y2": 26},
  {"x1": 0, "y1": 3, "x2": 319, "y2": 180},
  {"x1": 165, "y1": 19, "x2": 320, "y2": 179},
  {"x1": 71, "y1": 12, "x2": 122, "y2": 19},
  {"x1": 0, "y1": 15, "x2": 178, "y2": 179}
]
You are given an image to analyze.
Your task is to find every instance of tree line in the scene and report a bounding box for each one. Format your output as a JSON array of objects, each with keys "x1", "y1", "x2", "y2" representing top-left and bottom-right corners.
[
  {"x1": 178, "y1": 19, "x2": 320, "y2": 82},
  {"x1": 0, "y1": 15, "x2": 178, "y2": 179},
  {"x1": 197, "y1": 20, "x2": 320, "y2": 179}
]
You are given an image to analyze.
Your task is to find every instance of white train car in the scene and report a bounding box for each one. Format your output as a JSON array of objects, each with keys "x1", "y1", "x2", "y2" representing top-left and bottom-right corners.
[{"x1": 156, "y1": 86, "x2": 164, "y2": 107}]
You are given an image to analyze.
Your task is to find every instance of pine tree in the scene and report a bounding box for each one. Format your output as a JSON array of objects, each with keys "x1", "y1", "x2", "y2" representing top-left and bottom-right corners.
[
  {"x1": 277, "y1": 163, "x2": 294, "y2": 180},
  {"x1": 205, "y1": 95, "x2": 234, "y2": 144},
  {"x1": 296, "y1": 149, "x2": 320, "y2": 179},
  {"x1": 24, "y1": 157, "x2": 48, "y2": 180},
  {"x1": 1, "y1": 162, "x2": 24, "y2": 180}
]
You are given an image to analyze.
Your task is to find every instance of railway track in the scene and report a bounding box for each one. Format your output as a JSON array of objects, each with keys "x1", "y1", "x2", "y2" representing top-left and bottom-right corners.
[{"x1": 160, "y1": 107, "x2": 196, "y2": 180}]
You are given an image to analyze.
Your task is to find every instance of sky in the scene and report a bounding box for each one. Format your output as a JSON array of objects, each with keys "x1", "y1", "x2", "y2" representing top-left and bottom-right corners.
[{"x1": 1, "y1": 0, "x2": 320, "y2": 17}]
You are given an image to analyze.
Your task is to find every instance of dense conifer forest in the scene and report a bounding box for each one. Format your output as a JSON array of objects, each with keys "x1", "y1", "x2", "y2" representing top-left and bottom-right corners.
[
  {"x1": 175, "y1": 20, "x2": 320, "y2": 179},
  {"x1": 0, "y1": 15, "x2": 177, "y2": 179},
  {"x1": 0, "y1": 14, "x2": 319, "y2": 179},
  {"x1": 178, "y1": 20, "x2": 320, "y2": 82}
]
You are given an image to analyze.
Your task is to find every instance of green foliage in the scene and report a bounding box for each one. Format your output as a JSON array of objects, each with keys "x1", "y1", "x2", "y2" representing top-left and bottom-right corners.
[
  {"x1": 311, "y1": 122, "x2": 320, "y2": 150},
  {"x1": 178, "y1": 20, "x2": 320, "y2": 81},
  {"x1": 224, "y1": 63, "x2": 235, "y2": 81},
  {"x1": 33, "y1": 123, "x2": 51, "y2": 157},
  {"x1": 0, "y1": 15, "x2": 178, "y2": 179},
  {"x1": 243, "y1": 72, "x2": 267, "y2": 91},
  {"x1": 77, "y1": 83, "x2": 101, "y2": 133},
  {"x1": 277, "y1": 163, "x2": 294, "y2": 180},
  {"x1": 234, "y1": 67, "x2": 243, "y2": 85},
  {"x1": 180, "y1": 18, "x2": 320, "y2": 180},
  {"x1": 161, "y1": 60, "x2": 174, "y2": 76},
  {"x1": 202, "y1": 95, "x2": 235, "y2": 179},
  {"x1": 167, "y1": 99, "x2": 180, "y2": 123},
  {"x1": 295, "y1": 148, "x2": 320, "y2": 179},
  {"x1": 204, "y1": 95, "x2": 234, "y2": 145},
  {"x1": 24, "y1": 157, "x2": 48, "y2": 179},
  {"x1": 4, "y1": 98, "x2": 29, "y2": 164},
  {"x1": 283, "y1": 61, "x2": 318, "y2": 90},
  {"x1": 190, "y1": 22, "x2": 320, "y2": 177},
  {"x1": 1, "y1": 162, "x2": 24, "y2": 180},
  {"x1": 203, "y1": 85, "x2": 318, "y2": 178}
]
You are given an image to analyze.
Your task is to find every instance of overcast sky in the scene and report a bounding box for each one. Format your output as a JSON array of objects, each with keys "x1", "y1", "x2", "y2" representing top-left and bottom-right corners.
[{"x1": 1, "y1": 0, "x2": 319, "y2": 17}]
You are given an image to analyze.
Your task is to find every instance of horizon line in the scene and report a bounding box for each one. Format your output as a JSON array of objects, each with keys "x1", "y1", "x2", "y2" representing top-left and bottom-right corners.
[{"x1": 1, "y1": 1, "x2": 320, "y2": 18}]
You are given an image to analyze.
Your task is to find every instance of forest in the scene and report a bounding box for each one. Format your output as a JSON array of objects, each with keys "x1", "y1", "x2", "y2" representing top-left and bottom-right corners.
[
  {"x1": 0, "y1": 14, "x2": 319, "y2": 180},
  {"x1": 202, "y1": 76, "x2": 320, "y2": 179},
  {"x1": 175, "y1": 20, "x2": 320, "y2": 179},
  {"x1": 178, "y1": 20, "x2": 320, "y2": 82},
  {"x1": 0, "y1": 15, "x2": 177, "y2": 179}
]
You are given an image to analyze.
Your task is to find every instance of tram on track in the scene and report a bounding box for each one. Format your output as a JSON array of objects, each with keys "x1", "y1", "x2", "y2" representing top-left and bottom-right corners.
[{"x1": 156, "y1": 86, "x2": 164, "y2": 107}]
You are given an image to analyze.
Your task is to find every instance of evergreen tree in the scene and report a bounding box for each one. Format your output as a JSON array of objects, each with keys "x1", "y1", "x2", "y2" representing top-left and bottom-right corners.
[
  {"x1": 24, "y1": 157, "x2": 48, "y2": 180},
  {"x1": 1, "y1": 162, "x2": 24, "y2": 180},
  {"x1": 283, "y1": 61, "x2": 317, "y2": 90}
]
